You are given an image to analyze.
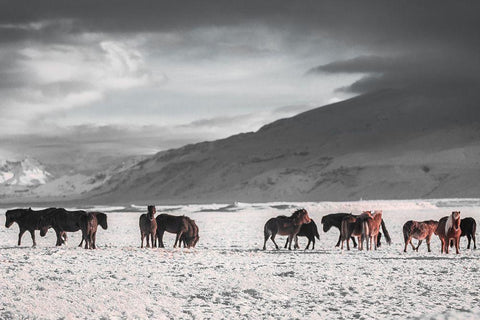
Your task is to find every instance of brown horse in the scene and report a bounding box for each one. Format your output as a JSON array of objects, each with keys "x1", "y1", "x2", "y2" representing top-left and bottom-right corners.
[
  {"x1": 80, "y1": 212, "x2": 108, "y2": 249},
  {"x1": 435, "y1": 211, "x2": 462, "y2": 254},
  {"x1": 283, "y1": 219, "x2": 320, "y2": 250},
  {"x1": 263, "y1": 209, "x2": 311, "y2": 250},
  {"x1": 156, "y1": 213, "x2": 191, "y2": 248},
  {"x1": 364, "y1": 211, "x2": 383, "y2": 250},
  {"x1": 5, "y1": 207, "x2": 57, "y2": 247},
  {"x1": 139, "y1": 205, "x2": 157, "y2": 248},
  {"x1": 402, "y1": 220, "x2": 438, "y2": 252},
  {"x1": 340, "y1": 211, "x2": 372, "y2": 251},
  {"x1": 180, "y1": 217, "x2": 199, "y2": 248}
]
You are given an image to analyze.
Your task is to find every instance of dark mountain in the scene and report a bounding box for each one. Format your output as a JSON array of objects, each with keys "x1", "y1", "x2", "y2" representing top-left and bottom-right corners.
[{"x1": 86, "y1": 89, "x2": 480, "y2": 204}]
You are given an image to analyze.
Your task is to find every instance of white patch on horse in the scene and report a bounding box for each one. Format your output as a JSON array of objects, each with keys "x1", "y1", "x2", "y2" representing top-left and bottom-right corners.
[{"x1": 445, "y1": 214, "x2": 453, "y2": 235}]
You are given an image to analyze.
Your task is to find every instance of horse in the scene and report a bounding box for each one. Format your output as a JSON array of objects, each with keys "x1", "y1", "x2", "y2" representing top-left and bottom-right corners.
[
  {"x1": 263, "y1": 208, "x2": 311, "y2": 250},
  {"x1": 156, "y1": 213, "x2": 191, "y2": 248},
  {"x1": 283, "y1": 219, "x2": 320, "y2": 250},
  {"x1": 139, "y1": 205, "x2": 157, "y2": 248},
  {"x1": 340, "y1": 211, "x2": 372, "y2": 251},
  {"x1": 80, "y1": 212, "x2": 108, "y2": 249},
  {"x1": 5, "y1": 207, "x2": 57, "y2": 247},
  {"x1": 402, "y1": 220, "x2": 438, "y2": 252},
  {"x1": 180, "y1": 217, "x2": 199, "y2": 248},
  {"x1": 39, "y1": 208, "x2": 87, "y2": 246},
  {"x1": 364, "y1": 211, "x2": 383, "y2": 250},
  {"x1": 460, "y1": 217, "x2": 477, "y2": 249},
  {"x1": 321, "y1": 213, "x2": 358, "y2": 248},
  {"x1": 435, "y1": 211, "x2": 462, "y2": 254}
]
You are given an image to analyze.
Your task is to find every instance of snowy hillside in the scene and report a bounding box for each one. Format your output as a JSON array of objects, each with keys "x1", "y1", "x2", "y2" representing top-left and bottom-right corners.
[
  {"x1": 85, "y1": 89, "x2": 480, "y2": 204},
  {"x1": 0, "y1": 158, "x2": 52, "y2": 186}
]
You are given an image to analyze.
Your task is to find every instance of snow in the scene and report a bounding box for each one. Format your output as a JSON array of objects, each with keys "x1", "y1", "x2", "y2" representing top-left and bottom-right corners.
[{"x1": 1, "y1": 199, "x2": 480, "y2": 319}]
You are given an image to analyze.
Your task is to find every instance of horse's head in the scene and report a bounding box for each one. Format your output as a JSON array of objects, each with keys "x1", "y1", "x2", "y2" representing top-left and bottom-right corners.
[
  {"x1": 38, "y1": 211, "x2": 54, "y2": 237},
  {"x1": 293, "y1": 209, "x2": 311, "y2": 225},
  {"x1": 321, "y1": 216, "x2": 332, "y2": 232},
  {"x1": 452, "y1": 211, "x2": 461, "y2": 228},
  {"x1": 39, "y1": 226, "x2": 49, "y2": 237},
  {"x1": 5, "y1": 208, "x2": 26, "y2": 228},
  {"x1": 96, "y1": 212, "x2": 108, "y2": 230},
  {"x1": 147, "y1": 205, "x2": 156, "y2": 220}
]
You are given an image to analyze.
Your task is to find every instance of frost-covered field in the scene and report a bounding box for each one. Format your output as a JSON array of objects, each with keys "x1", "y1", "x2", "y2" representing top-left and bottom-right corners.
[{"x1": 1, "y1": 199, "x2": 480, "y2": 319}]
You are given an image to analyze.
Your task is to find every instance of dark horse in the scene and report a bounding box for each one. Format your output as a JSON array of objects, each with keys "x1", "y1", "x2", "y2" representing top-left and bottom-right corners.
[
  {"x1": 435, "y1": 211, "x2": 462, "y2": 254},
  {"x1": 322, "y1": 212, "x2": 389, "y2": 248},
  {"x1": 283, "y1": 219, "x2": 320, "y2": 250},
  {"x1": 5, "y1": 207, "x2": 57, "y2": 247},
  {"x1": 460, "y1": 217, "x2": 477, "y2": 249},
  {"x1": 263, "y1": 209, "x2": 311, "y2": 250},
  {"x1": 40, "y1": 208, "x2": 88, "y2": 246},
  {"x1": 180, "y1": 217, "x2": 199, "y2": 248},
  {"x1": 402, "y1": 220, "x2": 438, "y2": 252},
  {"x1": 156, "y1": 213, "x2": 191, "y2": 248},
  {"x1": 80, "y1": 212, "x2": 108, "y2": 249},
  {"x1": 139, "y1": 205, "x2": 157, "y2": 248}
]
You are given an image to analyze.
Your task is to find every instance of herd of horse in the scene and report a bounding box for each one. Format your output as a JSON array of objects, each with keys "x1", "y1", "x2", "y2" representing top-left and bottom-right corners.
[
  {"x1": 3, "y1": 206, "x2": 477, "y2": 254},
  {"x1": 263, "y1": 209, "x2": 476, "y2": 254}
]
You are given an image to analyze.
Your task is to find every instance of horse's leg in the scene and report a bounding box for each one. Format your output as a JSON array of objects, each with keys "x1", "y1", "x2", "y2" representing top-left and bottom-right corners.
[
  {"x1": 473, "y1": 233, "x2": 477, "y2": 250},
  {"x1": 174, "y1": 231, "x2": 184, "y2": 248},
  {"x1": 140, "y1": 232, "x2": 145, "y2": 248},
  {"x1": 294, "y1": 235, "x2": 300, "y2": 250},
  {"x1": 92, "y1": 231, "x2": 97, "y2": 249},
  {"x1": 263, "y1": 231, "x2": 269, "y2": 250},
  {"x1": 404, "y1": 236, "x2": 411, "y2": 252},
  {"x1": 455, "y1": 237, "x2": 460, "y2": 254},
  {"x1": 17, "y1": 228, "x2": 26, "y2": 246},
  {"x1": 55, "y1": 230, "x2": 64, "y2": 246},
  {"x1": 352, "y1": 236, "x2": 358, "y2": 248},
  {"x1": 415, "y1": 240, "x2": 422, "y2": 251},
  {"x1": 158, "y1": 229, "x2": 165, "y2": 248},
  {"x1": 284, "y1": 237, "x2": 289, "y2": 249},
  {"x1": 445, "y1": 238, "x2": 449, "y2": 254},
  {"x1": 270, "y1": 233, "x2": 280, "y2": 250},
  {"x1": 287, "y1": 235, "x2": 293, "y2": 250},
  {"x1": 466, "y1": 234, "x2": 471, "y2": 249},
  {"x1": 311, "y1": 237, "x2": 315, "y2": 250},
  {"x1": 146, "y1": 232, "x2": 151, "y2": 248},
  {"x1": 426, "y1": 235, "x2": 432, "y2": 252},
  {"x1": 29, "y1": 230, "x2": 36, "y2": 247},
  {"x1": 151, "y1": 233, "x2": 156, "y2": 249},
  {"x1": 335, "y1": 233, "x2": 342, "y2": 247},
  {"x1": 305, "y1": 238, "x2": 311, "y2": 250}
]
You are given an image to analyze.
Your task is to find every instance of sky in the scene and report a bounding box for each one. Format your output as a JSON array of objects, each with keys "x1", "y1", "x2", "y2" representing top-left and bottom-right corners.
[{"x1": 1, "y1": 1, "x2": 479, "y2": 165}]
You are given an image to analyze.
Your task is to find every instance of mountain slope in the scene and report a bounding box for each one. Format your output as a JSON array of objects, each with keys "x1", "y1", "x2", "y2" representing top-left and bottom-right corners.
[{"x1": 86, "y1": 89, "x2": 480, "y2": 204}]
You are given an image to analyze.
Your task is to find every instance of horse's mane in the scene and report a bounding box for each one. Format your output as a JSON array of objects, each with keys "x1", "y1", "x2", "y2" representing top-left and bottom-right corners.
[{"x1": 6, "y1": 208, "x2": 27, "y2": 219}]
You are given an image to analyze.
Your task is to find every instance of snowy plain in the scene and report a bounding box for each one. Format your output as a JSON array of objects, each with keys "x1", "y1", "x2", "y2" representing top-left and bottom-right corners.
[{"x1": 1, "y1": 199, "x2": 480, "y2": 320}]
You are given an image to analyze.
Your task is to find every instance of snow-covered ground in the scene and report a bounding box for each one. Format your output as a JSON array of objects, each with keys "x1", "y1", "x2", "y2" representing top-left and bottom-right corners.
[{"x1": 1, "y1": 199, "x2": 480, "y2": 319}]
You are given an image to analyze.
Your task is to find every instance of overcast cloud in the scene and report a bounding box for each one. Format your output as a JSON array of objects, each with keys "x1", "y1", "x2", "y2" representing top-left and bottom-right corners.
[{"x1": 1, "y1": 0, "x2": 479, "y2": 164}]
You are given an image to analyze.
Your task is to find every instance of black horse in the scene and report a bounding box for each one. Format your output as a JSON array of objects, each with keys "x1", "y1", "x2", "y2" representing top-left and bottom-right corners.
[
  {"x1": 5, "y1": 207, "x2": 57, "y2": 247},
  {"x1": 460, "y1": 217, "x2": 477, "y2": 249},
  {"x1": 283, "y1": 219, "x2": 320, "y2": 250},
  {"x1": 40, "y1": 208, "x2": 87, "y2": 246},
  {"x1": 321, "y1": 213, "x2": 390, "y2": 248}
]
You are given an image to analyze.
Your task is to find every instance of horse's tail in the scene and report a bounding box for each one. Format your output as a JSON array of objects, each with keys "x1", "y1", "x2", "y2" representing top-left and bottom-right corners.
[
  {"x1": 381, "y1": 219, "x2": 392, "y2": 245},
  {"x1": 313, "y1": 222, "x2": 320, "y2": 239},
  {"x1": 403, "y1": 222, "x2": 410, "y2": 244}
]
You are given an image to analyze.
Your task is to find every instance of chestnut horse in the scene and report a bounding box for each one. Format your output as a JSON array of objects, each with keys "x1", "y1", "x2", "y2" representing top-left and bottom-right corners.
[
  {"x1": 139, "y1": 205, "x2": 157, "y2": 248},
  {"x1": 402, "y1": 220, "x2": 438, "y2": 252},
  {"x1": 340, "y1": 211, "x2": 372, "y2": 251},
  {"x1": 364, "y1": 211, "x2": 383, "y2": 250},
  {"x1": 435, "y1": 211, "x2": 462, "y2": 254},
  {"x1": 263, "y1": 209, "x2": 311, "y2": 250},
  {"x1": 80, "y1": 212, "x2": 108, "y2": 249},
  {"x1": 180, "y1": 217, "x2": 199, "y2": 248}
]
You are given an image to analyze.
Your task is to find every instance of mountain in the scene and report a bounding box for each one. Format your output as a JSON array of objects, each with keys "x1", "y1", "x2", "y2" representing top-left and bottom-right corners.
[
  {"x1": 0, "y1": 158, "x2": 52, "y2": 186},
  {"x1": 83, "y1": 89, "x2": 480, "y2": 204}
]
